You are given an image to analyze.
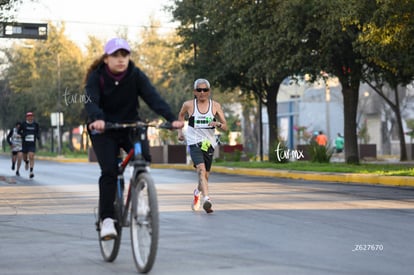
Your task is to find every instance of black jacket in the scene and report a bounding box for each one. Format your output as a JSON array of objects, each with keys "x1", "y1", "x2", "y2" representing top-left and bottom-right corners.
[{"x1": 84, "y1": 61, "x2": 176, "y2": 123}]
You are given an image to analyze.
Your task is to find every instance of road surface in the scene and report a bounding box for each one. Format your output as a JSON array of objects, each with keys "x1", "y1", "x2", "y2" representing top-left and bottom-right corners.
[{"x1": 1, "y1": 156, "x2": 414, "y2": 274}]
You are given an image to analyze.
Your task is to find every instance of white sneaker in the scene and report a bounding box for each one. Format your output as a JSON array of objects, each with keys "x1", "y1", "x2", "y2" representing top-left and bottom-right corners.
[
  {"x1": 137, "y1": 192, "x2": 149, "y2": 216},
  {"x1": 100, "y1": 218, "x2": 117, "y2": 240},
  {"x1": 191, "y1": 189, "x2": 201, "y2": 211}
]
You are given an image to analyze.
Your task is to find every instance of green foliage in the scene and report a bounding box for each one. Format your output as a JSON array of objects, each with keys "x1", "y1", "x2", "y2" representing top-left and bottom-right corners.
[
  {"x1": 1, "y1": 22, "x2": 84, "y2": 132},
  {"x1": 171, "y1": 0, "x2": 367, "y2": 164},
  {"x1": 225, "y1": 113, "x2": 242, "y2": 132},
  {"x1": 0, "y1": 21, "x2": 191, "y2": 151},
  {"x1": 1, "y1": 0, "x2": 413, "y2": 164},
  {"x1": 357, "y1": 0, "x2": 414, "y2": 85},
  {"x1": 172, "y1": 0, "x2": 296, "y2": 160},
  {"x1": 406, "y1": 119, "x2": 414, "y2": 143},
  {"x1": 295, "y1": 125, "x2": 312, "y2": 144},
  {"x1": 131, "y1": 18, "x2": 191, "y2": 121},
  {"x1": 358, "y1": 119, "x2": 370, "y2": 144},
  {"x1": 308, "y1": 140, "x2": 333, "y2": 163}
]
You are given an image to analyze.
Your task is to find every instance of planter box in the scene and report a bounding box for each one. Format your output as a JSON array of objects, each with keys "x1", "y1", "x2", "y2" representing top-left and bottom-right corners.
[
  {"x1": 150, "y1": 145, "x2": 187, "y2": 164},
  {"x1": 219, "y1": 144, "x2": 244, "y2": 161},
  {"x1": 166, "y1": 145, "x2": 187, "y2": 164},
  {"x1": 150, "y1": 146, "x2": 164, "y2": 163},
  {"x1": 406, "y1": 144, "x2": 414, "y2": 160},
  {"x1": 359, "y1": 144, "x2": 377, "y2": 159},
  {"x1": 296, "y1": 144, "x2": 311, "y2": 161}
]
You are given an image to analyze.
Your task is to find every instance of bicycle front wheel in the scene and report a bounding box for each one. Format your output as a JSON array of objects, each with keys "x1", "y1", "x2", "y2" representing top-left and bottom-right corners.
[{"x1": 130, "y1": 172, "x2": 159, "y2": 273}]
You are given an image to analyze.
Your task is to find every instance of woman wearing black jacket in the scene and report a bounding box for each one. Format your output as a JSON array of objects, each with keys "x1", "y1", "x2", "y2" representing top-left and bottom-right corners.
[{"x1": 84, "y1": 38, "x2": 183, "y2": 239}]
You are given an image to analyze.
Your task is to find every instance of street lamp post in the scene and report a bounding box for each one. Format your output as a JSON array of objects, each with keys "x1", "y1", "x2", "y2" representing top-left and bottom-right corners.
[
  {"x1": 57, "y1": 54, "x2": 62, "y2": 155},
  {"x1": 326, "y1": 83, "x2": 331, "y2": 140}
]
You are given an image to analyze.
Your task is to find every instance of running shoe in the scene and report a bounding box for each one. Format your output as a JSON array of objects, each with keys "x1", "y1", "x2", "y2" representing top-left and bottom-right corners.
[
  {"x1": 100, "y1": 218, "x2": 117, "y2": 240},
  {"x1": 29, "y1": 172, "x2": 34, "y2": 179},
  {"x1": 12, "y1": 162, "x2": 15, "y2": 170},
  {"x1": 16, "y1": 171, "x2": 20, "y2": 176},
  {"x1": 191, "y1": 189, "x2": 201, "y2": 211},
  {"x1": 203, "y1": 198, "x2": 214, "y2": 214}
]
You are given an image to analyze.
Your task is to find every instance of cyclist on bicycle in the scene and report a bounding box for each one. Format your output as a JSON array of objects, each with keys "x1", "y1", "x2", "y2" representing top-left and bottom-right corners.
[{"x1": 84, "y1": 38, "x2": 183, "y2": 240}]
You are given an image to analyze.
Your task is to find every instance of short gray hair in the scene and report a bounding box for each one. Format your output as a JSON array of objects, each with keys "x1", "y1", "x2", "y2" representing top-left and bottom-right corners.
[{"x1": 193, "y1": 78, "x2": 210, "y2": 89}]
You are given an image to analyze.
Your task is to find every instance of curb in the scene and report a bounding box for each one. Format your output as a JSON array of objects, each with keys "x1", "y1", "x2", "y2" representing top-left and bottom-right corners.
[
  {"x1": 36, "y1": 156, "x2": 90, "y2": 163},
  {"x1": 151, "y1": 164, "x2": 414, "y2": 188}
]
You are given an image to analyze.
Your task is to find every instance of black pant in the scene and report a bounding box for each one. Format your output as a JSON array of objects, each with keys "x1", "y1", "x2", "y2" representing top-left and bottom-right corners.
[
  {"x1": 90, "y1": 129, "x2": 132, "y2": 220},
  {"x1": 90, "y1": 128, "x2": 151, "y2": 220}
]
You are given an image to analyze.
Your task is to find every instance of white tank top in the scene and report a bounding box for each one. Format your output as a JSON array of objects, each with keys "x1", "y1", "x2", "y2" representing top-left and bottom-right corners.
[
  {"x1": 186, "y1": 98, "x2": 217, "y2": 147},
  {"x1": 11, "y1": 128, "x2": 22, "y2": 151}
]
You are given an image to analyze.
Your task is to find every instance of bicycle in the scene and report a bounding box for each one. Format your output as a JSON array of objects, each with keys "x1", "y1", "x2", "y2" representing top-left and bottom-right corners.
[{"x1": 94, "y1": 120, "x2": 173, "y2": 273}]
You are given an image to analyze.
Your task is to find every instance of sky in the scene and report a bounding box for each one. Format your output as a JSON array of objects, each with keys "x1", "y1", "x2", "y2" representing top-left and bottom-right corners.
[{"x1": 13, "y1": 0, "x2": 175, "y2": 48}]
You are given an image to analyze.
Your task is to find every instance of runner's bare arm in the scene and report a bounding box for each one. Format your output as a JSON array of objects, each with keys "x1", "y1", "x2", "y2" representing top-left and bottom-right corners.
[{"x1": 213, "y1": 101, "x2": 227, "y2": 131}]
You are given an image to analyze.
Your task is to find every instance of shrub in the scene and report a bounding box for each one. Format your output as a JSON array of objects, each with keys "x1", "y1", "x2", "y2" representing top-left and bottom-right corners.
[{"x1": 309, "y1": 140, "x2": 333, "y2": 163}]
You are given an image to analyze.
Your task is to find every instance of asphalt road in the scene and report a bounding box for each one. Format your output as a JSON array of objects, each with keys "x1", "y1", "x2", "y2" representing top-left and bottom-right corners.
[{"x1": 1, "y1": 156, "x2": 414, "y2": 274}]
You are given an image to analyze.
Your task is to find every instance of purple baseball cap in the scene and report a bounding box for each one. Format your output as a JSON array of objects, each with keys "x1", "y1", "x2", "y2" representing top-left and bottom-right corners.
[{"x1": 104, "y1": 38, "x2": 131, "y2": 55}]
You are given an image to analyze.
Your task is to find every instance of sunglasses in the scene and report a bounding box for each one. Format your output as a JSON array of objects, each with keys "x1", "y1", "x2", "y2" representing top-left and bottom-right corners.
[{"x1": 196, "y1": 88, "x2": 210, "y2": 92}]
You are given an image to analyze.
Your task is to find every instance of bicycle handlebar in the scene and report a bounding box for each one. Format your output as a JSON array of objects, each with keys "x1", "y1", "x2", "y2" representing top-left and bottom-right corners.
[{"x1": 105, "y1": 121, "x2": 173, "y2": 130}]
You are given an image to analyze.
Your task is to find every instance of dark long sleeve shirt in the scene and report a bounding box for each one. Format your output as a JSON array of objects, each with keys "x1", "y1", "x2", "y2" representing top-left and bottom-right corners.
[
  {"x1": 84, "y1": 61, "x2": 176, "y2": 123},
  {"x1": 19, "y1": 122, "x2": 39, "y2": 144}
]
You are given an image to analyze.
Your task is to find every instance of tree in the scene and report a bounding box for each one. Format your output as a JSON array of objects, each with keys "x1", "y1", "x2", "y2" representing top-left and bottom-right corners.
[
  {"x1": 0, "y1": 0, "x2": 24, "y2": 21},
  {"x1": 357, "y1": 0, "x2": 414, "y2": 161},
  {"x1": 0, "y1": 42, "x2": 36, "y2": 128},
  {"x1": 277, "y1": 0, "x2": 381, "y2": 164},
  {"x1": 172, "y1": 0, "x2": 304, "y2": 161},
  {"x1": 4, "y1": 22, "x2": 85, "y2": 152},
  {"x1": 0, "y1": 0, "x2": 39, "y2": 132},
  {"x1": 136, "y1": 18, "x2": 194, "y2": 143}
]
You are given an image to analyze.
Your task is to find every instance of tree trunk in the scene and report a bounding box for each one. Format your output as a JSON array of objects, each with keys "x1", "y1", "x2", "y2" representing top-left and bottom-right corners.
[
  {"x1": 393, "y1": 87, "x2": 408, "y2": 161},
  {"x1": 68, "y1": 127, "x2": 74, "y2": 152},
  {"x1": 342, "y1": 84, "x2": 360, "y2": 164},
  {"x1": 266, "y1": 83, "x2": 279, "y2": 162},
  {"x1": 365, "y1": 81, "x2": 408, "y2": 161},
  {"x1": 242, "y1": 100, "x2": 258, "y2": 157}
]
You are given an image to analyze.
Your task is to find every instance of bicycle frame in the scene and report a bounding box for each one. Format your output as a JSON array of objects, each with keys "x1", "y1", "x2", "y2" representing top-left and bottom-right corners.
[
  {"x1": 115, "y1": 127, "x2": 149, "y2": 227},
  {"x1": 98, "y1": 121, "x2": 172, "y2": 272}
]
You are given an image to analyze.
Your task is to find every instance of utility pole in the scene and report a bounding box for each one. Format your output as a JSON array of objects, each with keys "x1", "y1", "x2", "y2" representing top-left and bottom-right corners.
[{"x1": 57, "y1": 54, "x2": 62, "y2": 155}]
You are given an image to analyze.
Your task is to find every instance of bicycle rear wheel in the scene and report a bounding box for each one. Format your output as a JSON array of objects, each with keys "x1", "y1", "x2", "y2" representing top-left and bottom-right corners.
[
  {"x1": 130, "y1": 172, "x2": 159, "y2": 273},
  {"x1": 98, "y1": 194, "x2": 123, "y2": 262}
]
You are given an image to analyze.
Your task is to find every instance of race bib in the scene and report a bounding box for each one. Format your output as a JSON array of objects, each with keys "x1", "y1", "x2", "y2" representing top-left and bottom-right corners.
[
  {"x1": 25, "y1": 134, "x2": 35, "y2": 142},
  {"x1": 194, "y1": 115, "x2": 214, "y2": 129}
]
